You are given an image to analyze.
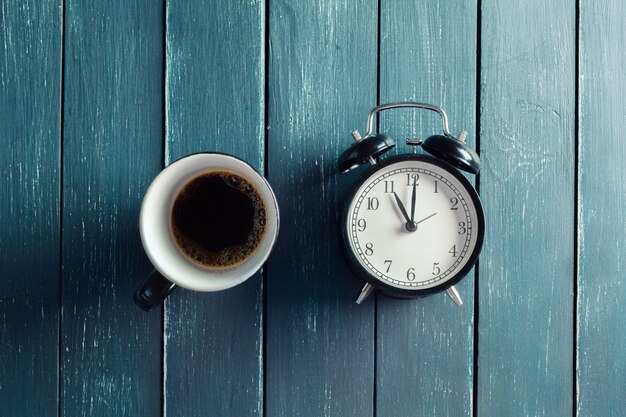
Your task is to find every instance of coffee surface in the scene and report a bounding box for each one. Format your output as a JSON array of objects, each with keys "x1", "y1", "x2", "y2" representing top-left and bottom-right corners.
[{"x1": 171, "y1": 171, "x2": 266, "y2": 268}]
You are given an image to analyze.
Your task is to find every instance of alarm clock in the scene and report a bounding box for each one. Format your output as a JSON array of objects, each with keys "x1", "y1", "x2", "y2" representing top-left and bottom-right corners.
[{"x1": 338, "y1": 102, "x2": 484, "y2": 305}]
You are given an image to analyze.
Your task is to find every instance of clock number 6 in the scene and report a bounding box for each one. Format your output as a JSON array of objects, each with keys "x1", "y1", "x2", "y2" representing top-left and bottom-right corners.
[
  {"x1": 364, "y1": 242, "x2": 374, "y2": 256},
  {"x1": 406, "y1": 268, "x2": 416, "y2": 281}
]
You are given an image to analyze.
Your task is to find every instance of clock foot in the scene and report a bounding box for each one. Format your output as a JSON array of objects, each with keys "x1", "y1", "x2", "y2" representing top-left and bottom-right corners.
[
  {"x1": 356, "y1": 283, "x2": 374, "y2": 304},
  {"x1": 446, "y1": 286, "x2": 463, "y2": 306}
]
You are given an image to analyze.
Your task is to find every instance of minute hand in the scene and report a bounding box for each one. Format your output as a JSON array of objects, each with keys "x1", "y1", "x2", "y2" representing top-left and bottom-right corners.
[{"x1": 410, "y1": 178, "x2": 417, "y2": 223}]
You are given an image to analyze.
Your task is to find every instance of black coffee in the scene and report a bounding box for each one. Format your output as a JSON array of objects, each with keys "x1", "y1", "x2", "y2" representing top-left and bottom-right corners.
[{"x1": 171, "y1": 171, "x2": 266, "y2": 268}]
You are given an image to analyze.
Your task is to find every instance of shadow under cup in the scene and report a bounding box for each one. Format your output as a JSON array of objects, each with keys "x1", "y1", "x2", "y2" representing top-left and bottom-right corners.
[{"x1": 134, "y1": 153, "x2": 279, "y2": 311}]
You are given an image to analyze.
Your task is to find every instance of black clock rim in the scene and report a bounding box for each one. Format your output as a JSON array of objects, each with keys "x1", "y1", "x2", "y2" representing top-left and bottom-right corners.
[{"x1": 340, "y1": 153, "x2": 485, "y2": 299}]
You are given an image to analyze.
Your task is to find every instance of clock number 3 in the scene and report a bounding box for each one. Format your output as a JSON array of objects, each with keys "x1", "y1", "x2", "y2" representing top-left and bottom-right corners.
[{"x1": 458, "y1": 222, "x2": 467, "y2": 235}]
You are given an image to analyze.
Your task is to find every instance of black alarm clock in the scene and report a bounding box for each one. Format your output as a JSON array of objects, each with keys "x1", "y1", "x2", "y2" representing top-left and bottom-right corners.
[{"x1": 338, "y1": 102, "x2": 484, "y2": 305}]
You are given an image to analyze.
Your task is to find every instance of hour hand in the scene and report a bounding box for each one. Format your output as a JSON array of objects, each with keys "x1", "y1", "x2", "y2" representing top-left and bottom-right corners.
[{"x1": 392, "y1": 192, "x2": 411, "y2": 225}]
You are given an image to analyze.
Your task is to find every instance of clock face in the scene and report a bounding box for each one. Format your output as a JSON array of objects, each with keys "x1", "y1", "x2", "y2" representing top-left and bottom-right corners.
[{"x1": 344, "y1": 155, "x2": 483, "y2": 294}]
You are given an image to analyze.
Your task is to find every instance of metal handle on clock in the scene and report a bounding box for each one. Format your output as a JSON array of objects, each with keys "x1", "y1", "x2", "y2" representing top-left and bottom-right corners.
[{"x1": 362, "y1": 102, "x2": 454, "y2": 139}]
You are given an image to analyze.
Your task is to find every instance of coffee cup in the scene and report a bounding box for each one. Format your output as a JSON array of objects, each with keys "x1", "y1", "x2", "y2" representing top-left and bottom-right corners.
[{"x1": 134, "y1": 153, "x2": 279, "y2": 311}]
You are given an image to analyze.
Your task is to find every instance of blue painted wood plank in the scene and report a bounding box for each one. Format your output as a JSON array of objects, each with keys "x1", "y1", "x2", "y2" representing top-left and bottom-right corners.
[
  {"x1": 578, "y1": 2, "x2": 626, "y2": 416},
  {"x1": 265, "y1": 1, "x2": 377, "y2": 416},
  {"x1": 164, "y1": 1, "x2": 265, "y2": 415},
  {"x1": 61, "y1": 1, "x2": 164, "y2": 415},
  {"x1": 478, "y1": 0, "x2": 575, "y2": 415},
  {"x1": 376, "y1": 0, "x2": 477, "y2": 415},
  {"x1": 0, "y1": 1, "x2": 61, "y2": 415}
]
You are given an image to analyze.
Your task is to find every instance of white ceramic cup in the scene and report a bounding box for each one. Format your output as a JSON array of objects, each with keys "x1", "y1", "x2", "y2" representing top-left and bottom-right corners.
[{"x1": 134, "y1": 153, "x2": 279, "y2": 310}]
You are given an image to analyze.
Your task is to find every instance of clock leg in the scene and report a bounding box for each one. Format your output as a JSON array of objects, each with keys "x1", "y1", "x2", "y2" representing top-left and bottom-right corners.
[
  {"x1": 356, "y1": 283, "x2": 374, "y2": 304},
  {"x1": 446, "y1": 286, "x2": 463, "y2": 306}
]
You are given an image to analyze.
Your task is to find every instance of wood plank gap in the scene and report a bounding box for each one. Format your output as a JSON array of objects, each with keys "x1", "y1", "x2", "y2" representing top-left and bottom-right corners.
[
  {"x1": 264, "y1": 0, "x2": 270, "y2": 181},
  {"x1": 373, "y1": 296, "x2": 378, "y2": 417},
  {"x1": 162, "y1": 301, "x2": 168, "y2": 417},
  {"x1": 261, "y1": 264, "x2": 268, "y2": 417},
  {"x1": 262, "y1": 1, "x2": 269, "y2": 417},
  {"x1": 572, "y1": 0, "x2": 580, "y2": 415},
  {"x1": 376, "y1": 0, "x2": 381, "y2": 109},
  {"x1": 58, "y1": 1, "x2": 66, "y2": 416},
  {"x1": 373, "y1": 1, "x2": 380, "y2": 416},
  {"x1": 473, "y1": 1, "x2": 482, "y2": 416},
  {"x1": 160, "y1": 2, "x2": 167, "y2": 417}
]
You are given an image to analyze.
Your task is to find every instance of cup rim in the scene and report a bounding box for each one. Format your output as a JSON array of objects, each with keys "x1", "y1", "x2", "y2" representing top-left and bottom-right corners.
[{"x1": 139, "y1": 152, "x2": 279, "y2": 292}]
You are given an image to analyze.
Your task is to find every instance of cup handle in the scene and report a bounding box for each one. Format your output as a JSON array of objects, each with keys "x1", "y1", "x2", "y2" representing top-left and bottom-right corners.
[{"x1": 134, "y1": 269, "x2": 177, "y2": 311}]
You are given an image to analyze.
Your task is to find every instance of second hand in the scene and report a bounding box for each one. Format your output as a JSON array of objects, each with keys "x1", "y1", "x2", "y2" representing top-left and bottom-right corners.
[{"x1": 414, "y1": 212, "x2": 437, "y2": 225}]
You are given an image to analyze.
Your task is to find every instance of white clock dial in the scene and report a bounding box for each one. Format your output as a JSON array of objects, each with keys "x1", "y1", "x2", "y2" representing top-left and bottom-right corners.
[{"x1": 346, "y1": 159, "x2": 480, "y2": 290}]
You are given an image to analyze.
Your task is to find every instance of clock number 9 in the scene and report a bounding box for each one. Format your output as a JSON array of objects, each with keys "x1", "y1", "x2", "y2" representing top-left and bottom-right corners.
[
  {"x1": 357, "y1": 219, "x2": 366, "y2": 232},
  {"x1": 364, "y1": 242, "x2": 374, "y2": 256}
]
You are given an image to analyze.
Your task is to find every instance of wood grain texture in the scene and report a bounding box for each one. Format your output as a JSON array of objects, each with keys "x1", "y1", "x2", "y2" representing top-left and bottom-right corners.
[
  {"x1": 265, "y1": 1, "x2": 377, "y2": 416},
  {"x1": 376, "y1": 0, "x2": 477, "y2": 416},
  {"x1": 478, "y1": 0, "x2": 575, "y2": 415},
  {"x1": 164, "y1": 1, "x2": 265, "y2": 415},
  {"x1": 0, "y1": 1, "x2": 61, "y2": 415},
  {"x1": 578, "y1": 1, "x2": 626, "y2": 416},
  {"x1": 61, "y1": 0, "x2": 164, "y2": 415},
  {"x1": 5, "y1": 1, "x2": 626, "y2": 414}
]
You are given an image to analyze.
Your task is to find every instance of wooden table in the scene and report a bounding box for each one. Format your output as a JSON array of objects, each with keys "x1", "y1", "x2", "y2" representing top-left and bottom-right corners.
[{"x1": 2, "y1": 0, "x2": 624, "y2": 416}]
